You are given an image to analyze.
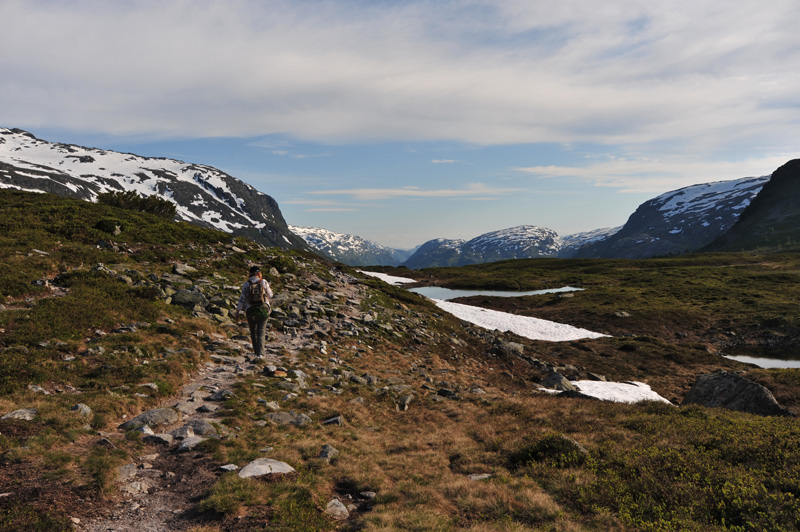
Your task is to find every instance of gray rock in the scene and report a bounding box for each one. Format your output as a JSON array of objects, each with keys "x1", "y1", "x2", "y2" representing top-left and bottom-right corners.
[
  {"x1": 318, "y1": 444, "x2": 339, "y2": 463},
  {"x1": 119, "y1": 408, "x2": 179, "y2": 430},
  {"x1": 142, "y1": 433, "x2": 174, "y2": 446},
  {"x1": 170, "y1": 425, "x2": 195, "y2": 440},
  {"x1": 265, "y1": 412, "x2": 312, "y2": 426},
  {"x1": 2, "y1": 408, "x2": 37, "y2": 421},
  {"x1": 682, "y1": 371, "x2": 792, "y2": 416},
  {"x1": 238, "y1": 458, "x2": 296, "y2": 478},
  {"x1": 209, "y1": 389, "x2": 236, "y2": 401},
  {"x1": 220, "y1": 464, "x2": 239, "y2": 472},
  {"x1": 541, "y1": 372, "x2": 577, "y2": 392},
  {"x1": 175, "y1": 436, "x2": 207, "y2": 453},
  {"x1": 170, "y1": 289, "x2": 208, "y2": 309},
  {"x1": 172, "y1": 263, "x2": 197, "y2": 276},
  {"x1": 322, "y1": 415, "x2": 345, "y2": 426},
  {"x1": 324, "y1": 498, "x2": 350, "y2": 520},
  {"x1": 187, "y1": 419, "x2": 218, "y2": 436},
  {"x1": 117, "y1": 463, "x2": 137, "y2": 482},
  {"x1": 71, "y1": 403, "x2": 92, "y2": 417}
]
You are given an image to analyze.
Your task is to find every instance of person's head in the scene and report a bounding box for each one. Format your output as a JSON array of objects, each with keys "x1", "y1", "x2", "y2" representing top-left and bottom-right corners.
[{"x1": 249, "y1": 265, "x2": 262, "y2": 278}]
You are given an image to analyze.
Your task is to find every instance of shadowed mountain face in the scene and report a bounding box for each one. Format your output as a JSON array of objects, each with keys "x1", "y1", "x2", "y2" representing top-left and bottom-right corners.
[
  {"x1": 0, "y1": 128, "x2": 309, "y2": 250},
  {"x1": 572, "y1": 176, "x2": 769, "y2": 259},
  {"x1": 706, "y1": 160, "x2": 800, "y2": 252}
]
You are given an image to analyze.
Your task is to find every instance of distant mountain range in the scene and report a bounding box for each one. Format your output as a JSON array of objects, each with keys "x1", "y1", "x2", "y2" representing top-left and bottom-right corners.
[
  {"x1": 2, "y1": 127, "x2": 794, "y2": 267},
  {"x1": 289, "y1": 225, "x2": 415, "y2": 266},
  {"x1": 292, "y1": 173, "x2": 775, "y2": 267},
  {"x1": 0, "y1": 128, "x2": 308, "y2": 250}
]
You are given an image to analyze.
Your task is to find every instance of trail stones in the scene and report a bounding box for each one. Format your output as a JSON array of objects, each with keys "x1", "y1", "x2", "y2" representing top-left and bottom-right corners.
[
  {"x1": 119, "y1": 408, "x2": 179, "y2": 430},
  {"x1": 682, "y1": 371, "x2": 792, "y2": 416},
  {"x1": 171, "y1": 289, "x2": 208, "y2": 310},
  {"x1": 238, "y1": 458, "x2": 296, "y2": 478},
  {"x1": 172, "y1": 263, "x2": 197, "y2": 276}
]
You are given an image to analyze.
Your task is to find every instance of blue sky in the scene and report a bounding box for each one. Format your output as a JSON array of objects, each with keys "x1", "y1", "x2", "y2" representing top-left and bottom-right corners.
[{"x1": 3, "y1": 0, "x2": 799, "y2": 249}]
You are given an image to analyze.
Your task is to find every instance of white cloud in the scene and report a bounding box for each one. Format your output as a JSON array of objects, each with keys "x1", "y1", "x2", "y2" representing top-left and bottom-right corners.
[
  {"x1": 309, "y1": 182, "x2": 520, "y2": 201},
  {"x1": 2, "y1": 0, "x2": 799, "y2": 159},
  {"x1": 432, "y1": 159, "x2": 459, "y2": 164}
]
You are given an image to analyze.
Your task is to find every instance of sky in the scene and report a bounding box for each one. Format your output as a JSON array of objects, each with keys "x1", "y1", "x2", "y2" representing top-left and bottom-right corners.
[{"x1": 2, "y1": 0, "x2": 799, "y2": 249}]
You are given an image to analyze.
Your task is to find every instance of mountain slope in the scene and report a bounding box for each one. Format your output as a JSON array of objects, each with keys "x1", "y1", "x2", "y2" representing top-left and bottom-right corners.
[
  {"x1": 707, "y1": 159, "x2": 800, "y2": 252},
  {"x1": 289, "y1": 225, "x2": 414, "y2": 266},
  {"x1": 572, "y1": 175, "x2": 769, "y2": 259},
  {"x1": 0, "y1": 127, "x2": 308, "y2": 250}
]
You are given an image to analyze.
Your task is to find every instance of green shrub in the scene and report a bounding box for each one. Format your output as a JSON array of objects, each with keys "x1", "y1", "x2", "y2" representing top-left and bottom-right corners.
[{"x1": 96, "y1": 191, "x2": 176, "y2": 219}]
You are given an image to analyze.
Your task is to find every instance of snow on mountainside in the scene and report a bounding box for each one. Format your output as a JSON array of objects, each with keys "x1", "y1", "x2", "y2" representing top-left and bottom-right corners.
[
  {"x1": 403, "y1": 225, "x2": 559, "y2": 269},
  {"x1": 0, "y1": 128, "x2": 308, "y2": 250},
  {"x1": 289, "y1": 226, "x2": 413, "y2": 266},
  {"x1": 572, "y1": 175, "x2": 770, "y2": 259},
  {"x1": 558, "y1": 227, "x2": 621, "y2": 258}
]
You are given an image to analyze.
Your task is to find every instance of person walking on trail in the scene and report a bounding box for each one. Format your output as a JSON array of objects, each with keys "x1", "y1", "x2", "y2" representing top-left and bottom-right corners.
[{"x1": 235, "y1": 265, "x2": 273, "y2": 359}]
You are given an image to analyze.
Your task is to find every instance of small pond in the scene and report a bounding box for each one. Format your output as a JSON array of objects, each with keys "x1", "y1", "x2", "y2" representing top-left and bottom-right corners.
[
  {"x1": 408, "y1": 285, "x2": 583, "y2": 301},
  {"x1": 723, "y1": 355, "x2": 800, "y2": 369}
]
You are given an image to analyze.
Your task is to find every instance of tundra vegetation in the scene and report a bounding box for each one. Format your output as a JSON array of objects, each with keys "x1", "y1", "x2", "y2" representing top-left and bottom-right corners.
[{"x1": 1, "y1": 188, "x2": 799, "y2": 531}]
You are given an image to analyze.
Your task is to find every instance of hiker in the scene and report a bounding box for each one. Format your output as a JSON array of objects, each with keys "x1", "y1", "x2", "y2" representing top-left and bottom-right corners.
[{"x1": 235, "y1": 265, "x2": 273, "y2": 359}]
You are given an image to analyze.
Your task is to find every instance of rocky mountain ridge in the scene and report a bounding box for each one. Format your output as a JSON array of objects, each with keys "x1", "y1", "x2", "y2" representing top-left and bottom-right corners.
[
  {"x1": 0, "y1": 128, "x2": 308, "y2": 250},
  {"x1": 572, "y1": 175, "x2": 769, "y2": 259},
  {"x1": 289, "y1": 225, "x2": 414, "y2": 266}
]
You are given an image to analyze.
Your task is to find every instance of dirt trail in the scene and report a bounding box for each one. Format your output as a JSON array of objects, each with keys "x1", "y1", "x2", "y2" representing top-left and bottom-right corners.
[{"x1": 80, "y1": 273, "x2": 366, "y2": 531}]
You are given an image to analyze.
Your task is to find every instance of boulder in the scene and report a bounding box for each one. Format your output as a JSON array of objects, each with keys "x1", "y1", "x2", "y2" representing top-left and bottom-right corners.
[
  {"x1": 170, "y1": 289, "x2": 208, "y2": 309},
  {"x1": 682, "y1": 371, "x2": 792, "y2": 416},
  {"x1": 119, "y1": 408, "x2": 179, "y2": 430}
]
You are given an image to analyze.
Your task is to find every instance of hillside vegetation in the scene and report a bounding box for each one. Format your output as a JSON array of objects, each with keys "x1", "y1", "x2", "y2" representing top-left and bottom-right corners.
[{"x1": 2, "y1": 189, "x2": 800, "y2": 531}]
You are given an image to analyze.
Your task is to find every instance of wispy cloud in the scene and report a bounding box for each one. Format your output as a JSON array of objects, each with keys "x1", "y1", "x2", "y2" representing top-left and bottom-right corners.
[
  {"x1": 432, "y1": 159, "x2": 459, "y2": 164},
  {"x1": 309, "y1": 183, "x2": 520, "y2": 201},
  {"x1": 514, "y1": 154, "x2": 795, "y2": 193}
]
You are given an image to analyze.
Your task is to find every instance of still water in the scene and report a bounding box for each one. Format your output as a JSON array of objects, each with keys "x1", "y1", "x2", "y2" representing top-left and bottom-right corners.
[
  {"x1": 408, "y1": 285, "x2": 583, "y2": 301},
  {"x1": 723, "y1": 355, "x2": 800, "y2": 369}
]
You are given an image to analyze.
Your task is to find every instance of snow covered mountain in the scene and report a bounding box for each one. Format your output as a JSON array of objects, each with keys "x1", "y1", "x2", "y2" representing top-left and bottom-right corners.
[
  {"x1": 403, "y1": 225, "x2": 560, "y2": 268},
  {"x1": 558, "y1": 227, "x2": 622, "y2": 258},
  {"x1": 571, "y1": 175, "x2": 770, "y2": 259},
  {"x1": 289, "y1": 225, "x2": 414, "y2": 266},
  {"x1": 0, "y1": 128, "x2": 308, "y2": 249}
]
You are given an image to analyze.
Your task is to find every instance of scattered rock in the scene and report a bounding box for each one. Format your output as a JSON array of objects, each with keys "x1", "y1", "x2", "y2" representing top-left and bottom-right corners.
[
  {"x1": 2, "y1": 408, "x2": 37, "y2": 421},
  {"x1": 71, "y1": 403, "x2": 92, "y2": 417},
  {"x1": 238, "y1": 458, "x2": 296, "y2": 478},
  {"x1": 324, "y1": 498, "x2": 350, "y2": 520},
  {"x1": 143, "y1": 433, "x2": 174, "y2": 446},
  {"x1": 322, "y1": 415, "x2": 345, "y2": 426},
  {"x1": 175, "y1": 436, "x2": 206, "y2": 453},
  {"x1": 266, "y1": 412, "x2": 312, "y2": 426},
  {"x1": 541, "y1": 372, "x2": 577, "y2": 392},
  {"x1": 318, "y1": 444, "x2": 339, "y2": 463}
]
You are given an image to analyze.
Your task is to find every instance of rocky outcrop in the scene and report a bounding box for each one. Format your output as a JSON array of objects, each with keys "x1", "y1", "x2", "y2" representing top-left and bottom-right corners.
[{"x1": 682, "y1": 371, "x2": 792, "y2": 416}]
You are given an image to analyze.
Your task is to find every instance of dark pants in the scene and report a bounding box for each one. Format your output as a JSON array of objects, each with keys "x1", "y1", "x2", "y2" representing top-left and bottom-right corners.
[{"x1": 246, "y1": 310, "x2": 269, "y2": 356}]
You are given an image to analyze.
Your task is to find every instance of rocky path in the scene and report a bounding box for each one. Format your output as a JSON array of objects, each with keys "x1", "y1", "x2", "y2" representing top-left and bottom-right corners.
[{"x1": 81, "y1": 269, "x2": 369, "y2": 531}]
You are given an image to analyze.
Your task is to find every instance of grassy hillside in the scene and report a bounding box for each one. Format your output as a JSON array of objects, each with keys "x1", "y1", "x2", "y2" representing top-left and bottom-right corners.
[{"x1": 2, "y1": 189, "x2": 800, "y2": 531}]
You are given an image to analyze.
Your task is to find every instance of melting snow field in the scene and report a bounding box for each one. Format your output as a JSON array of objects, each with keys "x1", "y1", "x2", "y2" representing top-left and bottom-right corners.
[
  {"x1": 359, "y1": 270, "x2": 607, "y2": 342},
  {"x1": 432, "y1": 299, "x2": 608, "y2": 342},
  {"x1": 565, "y1": 381, "x2": 671, "y2": 404},
  {"x1": 359, "y1": 270, "x2": 670, "y2": 404}
]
